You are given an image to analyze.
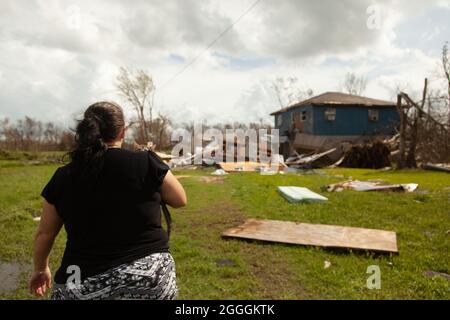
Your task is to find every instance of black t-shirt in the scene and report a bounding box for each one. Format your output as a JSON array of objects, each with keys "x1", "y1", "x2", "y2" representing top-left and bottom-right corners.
[{"x1": 41, "y1": 148, "x2": 170, "y2": 284}]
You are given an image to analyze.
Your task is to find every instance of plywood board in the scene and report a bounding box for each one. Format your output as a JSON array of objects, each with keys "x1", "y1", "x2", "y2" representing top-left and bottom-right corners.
[{"x1": 222, "y1": 219, "x2": 398, "y2": 253}]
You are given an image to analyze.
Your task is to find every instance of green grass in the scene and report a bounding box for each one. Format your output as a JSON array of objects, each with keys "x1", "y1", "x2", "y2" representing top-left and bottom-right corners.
[{"x1": 0, "y1": 163, "x2": 449, "y2": 299}]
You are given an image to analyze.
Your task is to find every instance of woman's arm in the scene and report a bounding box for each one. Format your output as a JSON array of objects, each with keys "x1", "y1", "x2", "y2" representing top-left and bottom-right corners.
[
  {"x1": 29, "y1": 200, "x2": 63, "y2": 296},
  {"x1": 161, "y1": 171, "x2": 187, "y2": 208}
]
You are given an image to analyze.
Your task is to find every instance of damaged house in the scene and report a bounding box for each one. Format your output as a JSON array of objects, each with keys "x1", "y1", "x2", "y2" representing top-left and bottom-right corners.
[{"x1": 270, "y1": 92, "x2": 400, "y2": 159}]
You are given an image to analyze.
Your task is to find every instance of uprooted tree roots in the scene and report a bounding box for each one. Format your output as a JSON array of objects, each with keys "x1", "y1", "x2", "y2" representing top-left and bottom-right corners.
[{"x1": 340, "y1": 141, "x2": 391, "y2": 169}]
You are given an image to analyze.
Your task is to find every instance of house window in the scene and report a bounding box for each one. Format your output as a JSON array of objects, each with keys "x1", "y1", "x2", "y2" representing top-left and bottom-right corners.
[
  {"x1": 368, "y1": 109, "x2": 379, "y2": 122},
  {"x1": 324, "y1": 108, "x2": 336, "y2": 121},
  {"x1": 277, "y1": 114, "x2": 283, "y2": 126},
  {"x1": 301, "y1": 111, "x2": 307, "y2": 122}
]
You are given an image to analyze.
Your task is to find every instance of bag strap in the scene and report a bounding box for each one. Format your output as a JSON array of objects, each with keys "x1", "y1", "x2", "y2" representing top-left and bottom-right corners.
[{"x1": 161, "y1": 202, "x2": 172, "y2": 240}]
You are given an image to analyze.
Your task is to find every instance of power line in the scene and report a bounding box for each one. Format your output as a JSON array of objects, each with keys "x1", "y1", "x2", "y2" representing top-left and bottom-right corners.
[{"x1": 159, "y1": 0, "x2": 263, "y2": 91}]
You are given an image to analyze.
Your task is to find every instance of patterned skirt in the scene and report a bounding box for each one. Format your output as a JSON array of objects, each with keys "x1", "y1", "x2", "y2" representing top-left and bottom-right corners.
[{"x1": 51, "y1": 252, "x2": 177, "y2": 300}]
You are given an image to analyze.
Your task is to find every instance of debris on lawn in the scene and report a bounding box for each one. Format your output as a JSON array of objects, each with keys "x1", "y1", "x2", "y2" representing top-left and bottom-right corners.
[
  {"x1": 285, "y1": 148, "x2": 337, "y2": 168},
  {"x1": 423, "y1": 270, "x2": 450, "y2": 281},
  {"x1": 222, "y1": 219, "x2": 398, "y2": 253},
  {"x1": 324, "y1": 260, "x2": 332, "y2": 269},
  {"x1": 33, "y1": 216, "x2": 41, "y2": 222},
  {"x1": 211, "y1": 169, "x2": 228, "y2": 176},
  {"x1": 422, "y1": 163, "x2": 450, "y2": 173},
  {"x1": 218, "y1": 161, "x2": 283, "y2": 173},
  {"x1": 325, "y1": 180, "x2": 418, "y2": 193},
  {"x1": 278, "y1": 186, "x2": 328, "y2": 203}
]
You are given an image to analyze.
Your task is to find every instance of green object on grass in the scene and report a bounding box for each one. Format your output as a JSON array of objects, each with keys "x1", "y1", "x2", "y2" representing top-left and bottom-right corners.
[{"x1": 277, "y1": 186, "x2": 328, "y2": 203}]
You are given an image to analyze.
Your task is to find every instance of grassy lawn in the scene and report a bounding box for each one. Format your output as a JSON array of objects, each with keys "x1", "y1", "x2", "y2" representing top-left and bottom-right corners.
[{"x1": 0, "y1": 161, "x2": 449, "y2": 299}]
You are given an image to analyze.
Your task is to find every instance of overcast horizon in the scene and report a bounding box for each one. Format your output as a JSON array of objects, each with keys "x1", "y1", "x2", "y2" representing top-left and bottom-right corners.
[{"x1": 0, "y1": 0, "x2": 449, "y2": 127}]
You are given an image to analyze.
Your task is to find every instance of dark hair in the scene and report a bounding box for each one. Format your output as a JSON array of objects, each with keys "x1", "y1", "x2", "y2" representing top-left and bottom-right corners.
[{"x1": 70, "y1": 101, "x2": 125, "y2": 179}]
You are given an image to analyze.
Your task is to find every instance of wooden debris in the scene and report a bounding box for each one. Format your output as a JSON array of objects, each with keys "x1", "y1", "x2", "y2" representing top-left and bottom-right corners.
[
  {"x1": 285, "y1": 148, "x2": 337, "y2": 166},
  {"x1": 422, "y1": 163, "x2": 450, "y2": 173},
  {"x1": 223, "y1": 219, "x2": 398, "y2": 253},
  {"x1": 326, "y1": 180, "x2": 418, "y2": 193},
  {"x1": 218, "y1": 161, "x2": 282, "y2": 173}
]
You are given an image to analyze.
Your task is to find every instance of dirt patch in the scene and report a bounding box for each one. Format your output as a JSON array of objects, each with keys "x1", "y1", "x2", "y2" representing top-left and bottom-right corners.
[
  {"x1": 0, "y1": 261, "x2": 29, "y2": 295},
  {"x1": 198, "y1": 176, "x2": 225, "y2": 184},
  {"x1": 175, "y1": 175, "x2": 192, "y2": 180},
  {"x1": 216, "y1": 259, "x2": 237, "y2": 267},
  {"x1": 245, "y1": 247, "x2": 307, "y2": 299}
]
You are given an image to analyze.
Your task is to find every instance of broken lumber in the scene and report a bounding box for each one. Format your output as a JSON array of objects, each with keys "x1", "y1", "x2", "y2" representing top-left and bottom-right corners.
[
  {"x1": 326, "y1": 180, "x2": 418, "y2": 193},
  {"x1": 422, "y1": 163, "x2": 450, "y2": 173},
  {"x1": 218, "y1": 161, "x2": 282, "y2": 173},
  {"x1": 223, "y1": 219, "x2": 398, "y2": 253}
]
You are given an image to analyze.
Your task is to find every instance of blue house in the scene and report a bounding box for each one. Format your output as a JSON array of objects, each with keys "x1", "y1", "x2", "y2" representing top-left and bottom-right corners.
[{"x1": 270, "y1": 92, "x2": 400, "y2": 157}]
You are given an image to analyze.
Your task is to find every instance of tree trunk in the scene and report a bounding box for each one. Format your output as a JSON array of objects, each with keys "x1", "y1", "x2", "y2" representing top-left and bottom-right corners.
[{"x1": 397, "y1": 94, "x2": 406, "y2": 169}]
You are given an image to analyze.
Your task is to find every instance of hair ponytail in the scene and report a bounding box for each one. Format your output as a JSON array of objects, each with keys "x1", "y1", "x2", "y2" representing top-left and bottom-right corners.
[{"x1": 70, "y1": 101, "x2": 125, "y2": 179}]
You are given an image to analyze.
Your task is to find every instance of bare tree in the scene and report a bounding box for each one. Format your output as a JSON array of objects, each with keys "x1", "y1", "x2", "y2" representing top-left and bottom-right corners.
[
  {"x1": 116, "y1": 67, "x2": 155, "y2": 143},
  {"x1": 442, "y1": 42, "x2": 450, "y2": 124},
  {"x1": 342, "y1": 72, "x2": 367, "y2": 96},
  {"x1": 272, "y1": 77, "x2": 314, "y2": 107}
]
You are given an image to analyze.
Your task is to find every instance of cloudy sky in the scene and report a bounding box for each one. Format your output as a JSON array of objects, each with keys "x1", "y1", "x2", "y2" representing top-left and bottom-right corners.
[{"x1": 0, "y1": 0, "x2": 449, "y2": 126}]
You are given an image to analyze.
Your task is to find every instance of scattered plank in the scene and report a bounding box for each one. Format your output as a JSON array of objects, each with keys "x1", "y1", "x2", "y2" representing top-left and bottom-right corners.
[
  {"x1": 222, "y1": 219, "x2": 398, "y2": 253},
  {"x1": 285, "y1": 148, "x2": 337, "y2": 166},
  {"x1": 326, "y1": 180, "x2": 418, "y2": 193},
  {"x1": 218, "y1": 162, "x2": 282, "y2": 173},
  {"x1": 422, "y1": 163, "x2": 450, "y2": 173}
]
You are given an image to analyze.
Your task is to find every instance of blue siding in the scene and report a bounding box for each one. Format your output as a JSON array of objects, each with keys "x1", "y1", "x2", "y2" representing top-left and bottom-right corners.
[
  {"x1": 274, "y1": 105, "x2": 399, "y2": 136},
  {"x1": 312, "y1": 105, "x2": 399, "y2": 135},
  {"x1": 274, "y1": 105, "x2": 314, "y2": 135}
]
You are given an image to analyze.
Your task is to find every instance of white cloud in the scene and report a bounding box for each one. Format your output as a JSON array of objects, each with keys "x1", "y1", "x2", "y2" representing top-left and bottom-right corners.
[{"x1": 0, "y1": 0, "x2": 448, "y2": 127}]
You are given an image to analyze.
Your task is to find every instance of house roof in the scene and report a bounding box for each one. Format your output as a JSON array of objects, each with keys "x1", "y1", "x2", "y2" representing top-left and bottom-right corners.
[{"x1": 270, "y1": 92, "x2": 396, "y2": 115}]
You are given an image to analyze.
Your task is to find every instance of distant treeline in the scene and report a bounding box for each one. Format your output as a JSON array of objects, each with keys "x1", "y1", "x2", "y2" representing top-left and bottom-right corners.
[
  {"x1": 0, "y1": 115, "x2": 273, "y2": 153},
  {"x1": 0, "y1": 117, "x2": 74, "y2": 152}
]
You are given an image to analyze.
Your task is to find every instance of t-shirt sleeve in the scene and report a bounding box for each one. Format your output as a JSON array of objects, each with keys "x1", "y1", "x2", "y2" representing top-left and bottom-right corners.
[
  {"x1": 41, "y1": 167, "x2": 62, "y2": 205},
  {"x1": 145, "y1": 151, "x2": 170, "y2": 192}
]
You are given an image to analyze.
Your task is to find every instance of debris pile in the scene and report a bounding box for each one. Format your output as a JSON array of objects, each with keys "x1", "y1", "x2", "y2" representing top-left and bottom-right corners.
[{"x1": 339, "y1": 141, "x2": 391, "y2": 169}]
